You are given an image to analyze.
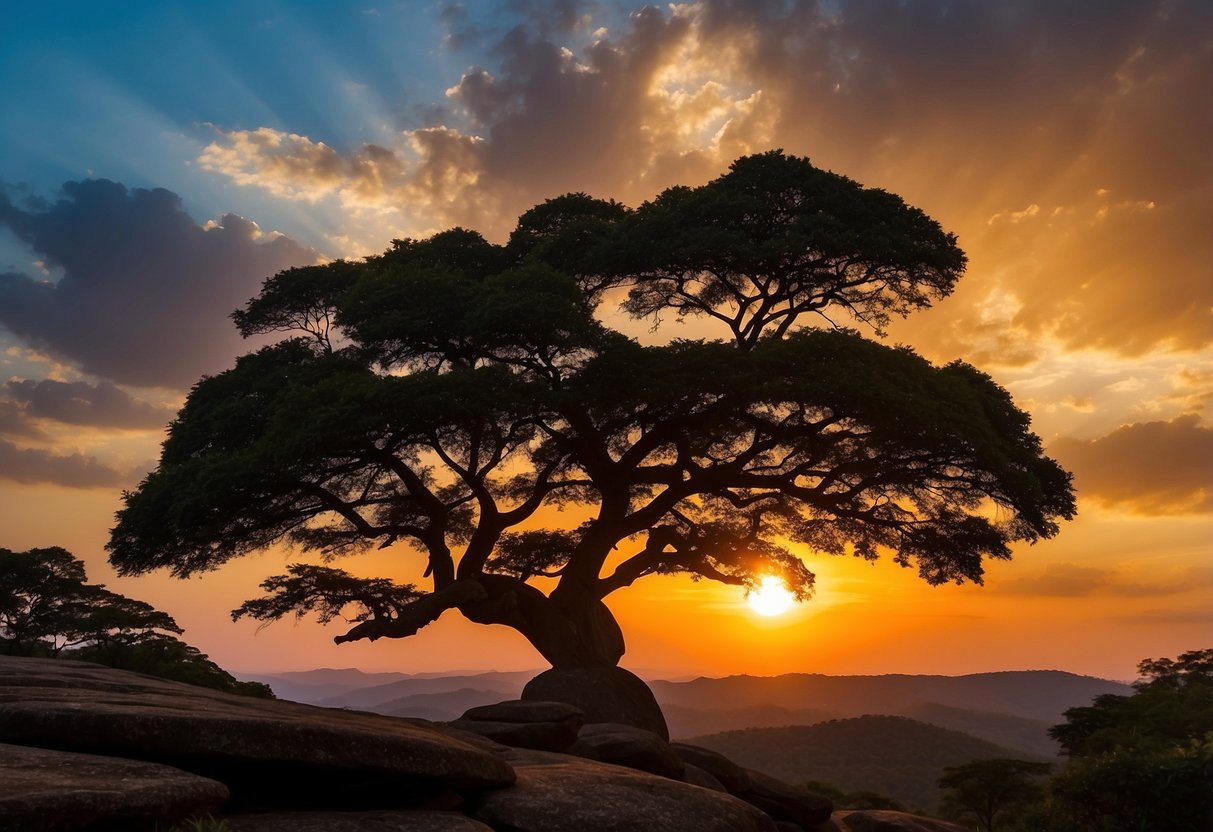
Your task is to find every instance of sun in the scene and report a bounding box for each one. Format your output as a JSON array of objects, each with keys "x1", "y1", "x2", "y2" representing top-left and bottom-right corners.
[{"x1": 747, "y1": 575, "x2": 795, "y2": 617}]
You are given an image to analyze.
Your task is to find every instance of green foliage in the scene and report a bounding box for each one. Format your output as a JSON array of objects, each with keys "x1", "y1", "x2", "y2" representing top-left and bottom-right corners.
[
  {"x1": 937, "y1": 758, "x2": 1051, "y2": 831},
  {"x1": 0, "y1": 546, "x2": 271, "y2": 698},
  {"x1": 1039, "y1": 649, "x2": 1213, "y2": 832},
  {"x1": 108, "y1": 151, "x2": 1074, "y2": 668},
  {"x1": 233, "y1": 564, "x2": 422, "y2": 627}
]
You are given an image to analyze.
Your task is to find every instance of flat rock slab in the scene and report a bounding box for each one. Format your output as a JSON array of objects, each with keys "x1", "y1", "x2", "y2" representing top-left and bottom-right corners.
[
  {"x1": 472, "y1": 749, "x2": 778, "y2": 832},
  {"x1": 224, "y1": 810, "x2": 495, "y2": 831},
  {"x1": 0, "y1": 742, "x2": 228, "y2": 832},
  {"x1": 461, "y1": 700, "x2": 583, "y2": 725},
  {"x1": 0, "y1": 656, "x2": 513, "y2": 809},
  {"x1": 447, "y1": 717, "x2": 581, "y2": 752},
  {"x1": 831, "y1": 810, "x2": 970, "y2": 832}
]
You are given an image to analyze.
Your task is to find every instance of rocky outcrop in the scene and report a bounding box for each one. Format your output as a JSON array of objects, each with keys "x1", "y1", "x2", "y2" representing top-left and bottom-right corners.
[
  {"x1": 671, "y1": 741, "x2": 754, "y2": 792},
  {"x1": 449, "y1": 700, "x2": 584, "y2": 751},
  {"x1": 736, "y1": 768, "x2": 835, "y2": 829},
  {"x1": 0, "y1": 656, "x2": 968, "y2": 832},
  {"x1": 223, "y1": 811, "x2": 495, "y2": 831},
  {"x1": 566, "y1": 721, "x2": 686, "y2": 778},
  {"x1": 521, "y1": 666, "x2": 670, "y2": 739},
  {"x1": 826, "y1": 810, "x2": 971, "y2": 832},
  {"x1": 0, "y1": 742, "x2": 229, "y2": 831},
  {"x1": 0, "y1": 655, "x2": 513, "y2": 809},
  {"x1": 471, "y1": 748, "x2": 778, "y2": 832}
]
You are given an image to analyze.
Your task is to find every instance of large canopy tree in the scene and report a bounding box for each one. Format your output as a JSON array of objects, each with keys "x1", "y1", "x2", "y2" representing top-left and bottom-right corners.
[{"x1": 108, "y1": 151, "x2": 1075, "y2": 669}]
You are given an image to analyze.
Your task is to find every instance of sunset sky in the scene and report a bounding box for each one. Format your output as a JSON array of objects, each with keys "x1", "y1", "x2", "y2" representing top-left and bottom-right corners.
[{"x1": 1, "y1": 0, "x2": 1209, "y2": 681}]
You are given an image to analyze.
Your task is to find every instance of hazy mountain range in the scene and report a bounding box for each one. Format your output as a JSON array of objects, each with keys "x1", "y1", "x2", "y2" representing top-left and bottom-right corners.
[{"x1": 239, "y1": 667, "x2": 1129, "y2": 761}]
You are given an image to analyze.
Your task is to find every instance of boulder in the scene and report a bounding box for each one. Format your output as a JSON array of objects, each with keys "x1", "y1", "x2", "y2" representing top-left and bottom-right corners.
[
  {"x1": 683, "y1": 763, "x2": 727, "y2": 792},
  {"x1": 832, "y1": 810, "x2": 970, "y2": 832},
  {"x1": 450, "y1": 699, "x2": 584, "y2": 751},
  {"x1": 735, "y1": 768, "x2": 833, "y2": 829},
  {"x1": 446, "y1": 718, "x2": 580, "y2": 752},
  {"x1": 461, "y1": 700, "x2": 583, "y2": 725},
  {"x1": 223, "y1": 810, "x2": 495, "y2": 830},
  {"x1": 0, "y1": 656, "x2": 513, "y2": 809},
  {"x1": 521, "y1": 666, "x2": 669, "y2": 739},
  {"x1": 566, "y1": 721, "x2": 685, "y2": 779},
  {"x1": 471, "y1": 748, "x2": 778, "y2": 832},
  {"x1": 0, "y1": 741, "x2": 229, "y2": 831},
  {"x1": 671, "y1": 742, "x2": 753, "y2": 793}
]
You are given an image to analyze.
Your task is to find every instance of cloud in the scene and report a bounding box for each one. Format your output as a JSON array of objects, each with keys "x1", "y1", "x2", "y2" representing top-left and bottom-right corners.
[
  {"x1": 3, "y1": 378, "x2": 176, "y2": 430},
  {"x1": 1051, "y1": 414, "x2": 1213, "y2": 514},
  {"x1": 0, "y1": 179, "x2": 318, "y2": 388},
  {"x1": 0, "y1": 437, "x2": 133, "y2": 489},
  {"x1": 996, "y1": 562, "x2": 1213, "y2": 598},
  {"x1": 191, "y1": 0, "x2": 1211, "y2": 358}
]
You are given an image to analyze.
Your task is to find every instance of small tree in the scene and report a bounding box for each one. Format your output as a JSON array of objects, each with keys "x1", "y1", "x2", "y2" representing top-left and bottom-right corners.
[
  {"x1": 0, "y1": 546, "x2": 271, "y2": 697},
  {"x1": 938, "y1": 758, "x2": 1052, "y2": 831},
  {"x1": 108, "y1": 151, "x2": 1075, "y2": 669}
]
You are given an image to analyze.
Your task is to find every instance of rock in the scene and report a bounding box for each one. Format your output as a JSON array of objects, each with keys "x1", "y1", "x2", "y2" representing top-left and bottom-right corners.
[
  {"x1": 472, "y1": 748, "x2": 779, "y2": 832},
  {"x1": 735, "y1": 768, "x2": 834, "y2": 829},
  {"x1": 833, "y1": 810, "x2": 971, "y2": 832},
  {"x1": 461, "y1": 699, "x2": 583, "y2": 725},
  {"x1": 566, "y1": 721, "x2": 685, "y2": 779},
  {"x1": 0, "y1": 741, "x2": 229, "y2": 831},
  {"x1": 450, "y1": 699, "x2": 584, "y2": 751},
  {"x1": 224, "y1": 810, "x2": 495, "y2": 830},
  {"x1": 683, "y1": 763, "x2": 727, "y2": 792},
  {"x1": 521, "y1": 666, "x2": 670, "y2": 739},
  {"x1": 446, "y1": 718, "x2": 581, "y2": 752},
  {"x1": 0, "y1": 655, "x2": 513, "y2": 810},
  {"x1": 671, "y1": 742, "x2": 753, "y2": 793}
]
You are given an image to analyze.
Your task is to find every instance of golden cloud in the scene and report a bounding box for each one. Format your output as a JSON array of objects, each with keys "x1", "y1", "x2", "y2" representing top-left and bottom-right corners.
[
  {"x1": 194, "y1": 0, "x2": 1211, "y2": 360},
  {"x1": 1051, "y1": 414, "x2": 1213, "y2": 514}
]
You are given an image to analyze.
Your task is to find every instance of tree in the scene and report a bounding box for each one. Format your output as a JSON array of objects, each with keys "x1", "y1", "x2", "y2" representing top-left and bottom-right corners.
[
  {"x1": 0, "y1": 546, "x2": 271, "y2": 697},
  {"x1": 1039, "y1": 649, "x2": 1213, "y2": 831},
  {"x1": 107, "y1": 151, "x2": 1075, "y2": 669},
  {"x1": 0, "y1": 546, "x2": 174, "y2": 657},
  {"x1": 937, "y1": 758, "x2": 1052, "y2": 831}
]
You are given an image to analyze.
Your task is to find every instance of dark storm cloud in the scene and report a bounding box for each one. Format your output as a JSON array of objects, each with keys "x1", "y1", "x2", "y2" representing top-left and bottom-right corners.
[
  {"x1": 3, "y1": 378, "x2": 176, "y2": 430},
  {"x1": 0, "y1": 438, "x2": 130, "y2": 489},
  {"x1": 1051, "y1": 415, "x2": 1213, "y2": 514},
  {"x1": 0, "y1": 179, "x2": 318, "y2": 388}
]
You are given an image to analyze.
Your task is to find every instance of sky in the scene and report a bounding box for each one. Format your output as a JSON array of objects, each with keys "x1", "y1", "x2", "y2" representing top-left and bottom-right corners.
[{"x1": 1, "y1": 0, "x2": 1210, "y2": 681}]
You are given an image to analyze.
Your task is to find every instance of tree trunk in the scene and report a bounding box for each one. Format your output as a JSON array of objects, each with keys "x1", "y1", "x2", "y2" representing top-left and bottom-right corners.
[{"x1": 461, "y1": 574, "x2": 625, "y2": 669}]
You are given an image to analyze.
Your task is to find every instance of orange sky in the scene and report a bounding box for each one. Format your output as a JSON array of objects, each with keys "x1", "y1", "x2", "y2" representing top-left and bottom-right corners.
[{"x1": 1, "y1": 1, "x2": 1209, "y2": 680}]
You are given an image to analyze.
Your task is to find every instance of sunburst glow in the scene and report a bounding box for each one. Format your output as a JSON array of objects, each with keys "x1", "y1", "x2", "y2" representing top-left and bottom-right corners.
[{"x1": 747, "y1": 576, "x2": 795, "y2": 617}]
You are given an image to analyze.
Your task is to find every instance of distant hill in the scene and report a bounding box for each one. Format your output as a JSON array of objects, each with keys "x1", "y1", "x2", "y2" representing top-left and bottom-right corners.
[
  {"x1": 316, "y1": 671, "x2": 535, "y2": 711},
  {"x1": 236, "y1": 668, "x2": 416, "y2": 704},
  {"x1": 650, "y1": 670, "x2": 1130, "y2": 724},
  {"x1": 689, "y1": 715, "x2": 1051, "y2": 812},
  {"x1": 664, "y1": 704, "x2": 837, "y2": 739},
  {"x1": 895, "y1": 702, "x2": 1058, "y2": 758},
  {"x1": 378, "y1": 688, "x2": 508, "y2": 721}
]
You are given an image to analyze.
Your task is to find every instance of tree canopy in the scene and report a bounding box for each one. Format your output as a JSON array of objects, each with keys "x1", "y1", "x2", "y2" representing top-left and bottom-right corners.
[
  {"x1": 108, "y1": 150, "x2": 1074, "y2": 668},
  {"x1": 0, "y1": 546, "x2": 271, "y2": 696}
]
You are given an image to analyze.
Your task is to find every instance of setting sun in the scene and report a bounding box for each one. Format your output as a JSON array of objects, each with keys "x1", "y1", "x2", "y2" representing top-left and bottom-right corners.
[{"x1": 747, "y1": 576, "x2": 796, "y2": 617}]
